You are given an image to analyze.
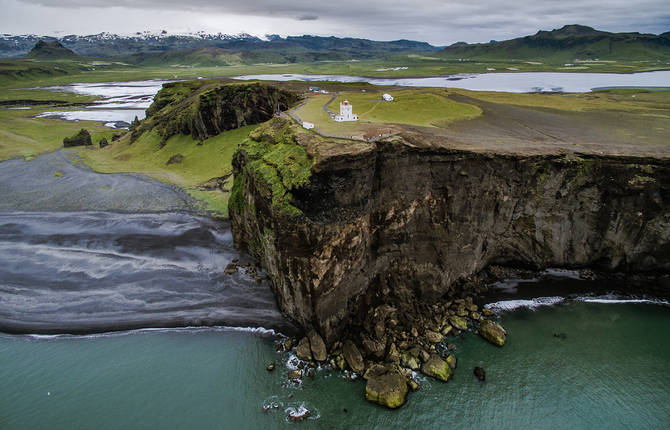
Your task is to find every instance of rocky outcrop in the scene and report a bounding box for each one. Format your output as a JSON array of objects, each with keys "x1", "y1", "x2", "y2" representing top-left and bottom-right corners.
[
  {"x1": 63, "y1": 129, "x2": 92, "y2": 147},
  {"x1": 230, "y1": 118, "x2": 670, "y2": 343},
  {"x1": 138, "y1": 81, "x2": 300, "y2": 144}
]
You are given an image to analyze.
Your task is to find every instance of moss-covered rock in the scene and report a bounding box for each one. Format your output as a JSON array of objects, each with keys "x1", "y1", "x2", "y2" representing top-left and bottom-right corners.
[
  {"x1": 138, "y1": 80, "x2": 300, "y2": 144},
  {"x1": 449, "y1": 315, "x2": 468, "y2": 331},
  {"x1": 446, "y1": 354, "x2": 457, "y2": 369},
  {"x1": 63, "y1": 129, "x2": 92, "y2": 147},
  {"x1": 479, "y1": 319, "x2": 507, "y2": 346},
  {"x1": 364, "y1": 364, "x2": 408, "y2": 409},
  {"x1": 421, "y1": 354, "x2": 452, "y2": 382}
]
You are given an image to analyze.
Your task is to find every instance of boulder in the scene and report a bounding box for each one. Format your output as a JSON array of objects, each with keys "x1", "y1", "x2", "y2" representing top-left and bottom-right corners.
[
  {"x1": 98, "y1": 137, "x2": 109, "y2": 148},
  {"x1": 421, "y1": 354, "x2": 452, "y2": 382},
  {"x1": 307, "y1": 330, "x2": 327, "y2": 362},
  {"x1": 479, "y1": 319, "x2": 507, "y2": 346},
  {"x1": 400, "y1": 351, "x2": 420, "y2": 370},
  {"x1": 425, "y1": 330, "x2": 444, "y2": 344},
  {"x1": 342, "y1": 340, "x2": 365, "y2": 374},
  {"x1": 441, "y1": 325, "x2": 453, "y2": 336},
  {"x1": 449, "y1": 316, "x2": 468, "y2": 331},
  {"x1": 482, "y1": 308, "x2": 494, "y2": 317},
  {"x1": 287, "y1": 369, "x2": 302, "y2": 380},
  {"x1": 224, "y1": 264, "x2": 237, "y2": 275},
  {"x1": 295, "y1": 336, "x2": 313, "y2": 361},
  {"x1": 474, "y1": 366, "x2": 486, "y2": 381},
  {"x1": 446, "y1": 354, "x2": 457, "y2": 369},
  {"x1": 266, "y1": 363, "x2": 275, "y2": 371},
  {"x1": 364, "y1": 364, "x2": 408, "y2": 409}
]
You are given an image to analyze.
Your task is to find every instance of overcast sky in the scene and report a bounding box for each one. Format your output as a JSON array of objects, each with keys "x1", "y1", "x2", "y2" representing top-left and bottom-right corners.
[{"x1": 1, "y1": 0, "x2": 668, "y2": 45}]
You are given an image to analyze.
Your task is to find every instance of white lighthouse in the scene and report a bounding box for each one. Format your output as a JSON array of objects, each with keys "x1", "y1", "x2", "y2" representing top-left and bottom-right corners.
[{"x1": 334, "y1": 100, "x2": 358, "y2": 122}]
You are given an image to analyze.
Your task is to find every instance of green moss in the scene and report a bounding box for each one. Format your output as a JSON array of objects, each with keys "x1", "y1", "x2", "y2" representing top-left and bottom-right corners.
[
  {"x1": 53, "y1": 170, "x2": 64, "y2": 177},
  {"x1": 234, "y1": 118, "x2": 312, "y2": 218}
]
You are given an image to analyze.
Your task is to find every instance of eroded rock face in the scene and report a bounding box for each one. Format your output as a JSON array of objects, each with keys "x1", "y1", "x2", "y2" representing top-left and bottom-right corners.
[{"x1": 230, "y1": 120, "x2": 670, "y2": 343}]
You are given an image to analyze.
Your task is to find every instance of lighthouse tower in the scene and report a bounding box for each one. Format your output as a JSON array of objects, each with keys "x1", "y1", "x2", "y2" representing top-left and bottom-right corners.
[{"x1": 334, "y1": 100, "x2": 358, "y2": 122}]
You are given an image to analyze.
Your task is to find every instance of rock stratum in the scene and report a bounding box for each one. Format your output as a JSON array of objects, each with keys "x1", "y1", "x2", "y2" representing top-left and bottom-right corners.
[{"x1": 230, "y1": 117, "x2": 670, "y2": 343}]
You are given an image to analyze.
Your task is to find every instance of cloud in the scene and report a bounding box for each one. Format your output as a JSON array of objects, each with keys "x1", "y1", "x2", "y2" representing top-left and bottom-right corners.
[
  {"x1": 296, "y1": 14, "x2": 318, "y2": 21},
  {"x1": 2, "y1": 0, "x2": 669, "y2": 44}
]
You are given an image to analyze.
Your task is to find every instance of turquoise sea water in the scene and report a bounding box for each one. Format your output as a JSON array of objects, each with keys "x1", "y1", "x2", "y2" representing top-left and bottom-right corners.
[{"x1": 2, "y1": 301, "x2": 669, "y2": 429}]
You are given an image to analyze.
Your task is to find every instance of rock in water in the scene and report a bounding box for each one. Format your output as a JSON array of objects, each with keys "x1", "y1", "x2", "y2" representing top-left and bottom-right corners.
[
  {"x1": 474, "y1": 366, "x2": 486, "y2": 381},
  {"x1": 343, "y1": 340, "x2": 365, "y2": 373},
  {"x1": 295, "y1": 337, "x2": 313, "y2": 361},
  {"x1": 449, "y1": 316, "x2": 468, "y2": 331},
  {"x1": 479, "y1": 319, "x2": 507, "y2": 346},
  {"x1": 224, "y1": 264, "x2": 237, "y2": 275},
  {"x1": 266, "y1": 363, "x2": 275, "y2": 372},
  {"x1": 307, "y1": 330, "x2": 327, "y2": 362},
  {"x1": 446, "y1": 354, "x2": 457, "y2": 369},
  {"x1": 287, "y1": 369, "x2": 302, "y2": 380},
  {"x1": 364, "y1": 364, "x2": 408, "y2": 409},
  {"x1": 421, "y1": 354, "x2": 452, "y2": 382}
]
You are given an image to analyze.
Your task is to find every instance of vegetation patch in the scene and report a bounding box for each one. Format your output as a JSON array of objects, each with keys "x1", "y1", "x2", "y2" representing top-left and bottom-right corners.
[{"x1": 233, "y1": 118, "x2": 313, "y2": 217}]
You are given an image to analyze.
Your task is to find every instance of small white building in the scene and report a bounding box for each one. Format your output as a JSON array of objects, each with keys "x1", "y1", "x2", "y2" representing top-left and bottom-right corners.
[
  {"x1": 302, "y1": 121, "x2": 315, "y2": 129},
  {"x1": 382, "y1": 93, "x2": 394, "y2": 102},
  {"x1": 334, "y1": 100, "x2": 358, "y2": 122}
]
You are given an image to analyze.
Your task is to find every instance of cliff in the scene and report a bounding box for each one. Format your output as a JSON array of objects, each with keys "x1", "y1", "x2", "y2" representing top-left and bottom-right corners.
[
  {"x1": 136, "y1": 80, "x2": 300, "y2": 144},
  {"x1": 230, "y1": 118, "x2": 670, "y2": 343}
]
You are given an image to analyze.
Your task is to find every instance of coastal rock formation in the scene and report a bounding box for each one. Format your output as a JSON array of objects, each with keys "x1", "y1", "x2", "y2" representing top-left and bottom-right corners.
[
  {"x1": 230, "y1": 117, "x2": 670, "y2": 343},
  {"x1": 138, "y1": 81, "x2": 300, "y2": 144}
]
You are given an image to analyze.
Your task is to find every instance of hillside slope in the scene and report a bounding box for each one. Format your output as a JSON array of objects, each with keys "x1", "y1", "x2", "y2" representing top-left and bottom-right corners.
[{"x1": 441, "y1": 25, "x2": 670, "y2": 61}]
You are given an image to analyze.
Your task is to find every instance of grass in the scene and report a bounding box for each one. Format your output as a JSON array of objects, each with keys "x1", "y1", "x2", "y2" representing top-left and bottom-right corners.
[
  {"x1": 454, "y1": 88, "x2": 670, "y2": 114},
  {"x1": 0, "y1": 108, "x2": 115, "y2": 161},
  {"x1": 327, "y1": 89, "x2": 482, "y2": 127},
  {"x1": 78, "y1": 125, "x2": 256, "y2": 217},
  {"x1": 1, "y1": 56, "x2": 668, "y2": 91},
  {"x1": 292, "y1": 88, "x2": 482, "y2": 136}
]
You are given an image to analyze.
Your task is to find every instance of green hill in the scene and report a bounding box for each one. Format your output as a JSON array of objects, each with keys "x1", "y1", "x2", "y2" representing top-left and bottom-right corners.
[
  {"x1": 25, "y1": 40, "x2": 80, "y2": 60},
  {"x1": 440, "y1": 25, "x2": 670, "y2": 62}
]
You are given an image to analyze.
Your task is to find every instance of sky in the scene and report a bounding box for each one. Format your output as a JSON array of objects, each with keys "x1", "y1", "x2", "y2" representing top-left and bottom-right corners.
[{"x1": 1, "y1": 0, "x2": 669, "y2": 45}]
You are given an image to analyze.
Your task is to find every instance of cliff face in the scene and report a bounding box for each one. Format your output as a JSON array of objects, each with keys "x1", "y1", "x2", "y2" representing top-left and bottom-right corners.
[
  {"x1": 137, "y1": 81, "x2": 300, "y2": 143},
  {"x1": 230, "y1": 119, "x2": 670, "y2": 342}
]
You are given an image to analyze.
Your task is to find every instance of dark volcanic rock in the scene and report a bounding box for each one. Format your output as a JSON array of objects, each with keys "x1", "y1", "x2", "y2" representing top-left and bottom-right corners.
[
  {"x1": 474, "y1": 366, "x2": 486, "y2": 381},
  {"x1": 98, "y1": 137, "x2": 109, "y2": 148},
  {"x1": 230, "y1": 118, "x2": 670, "y2": 344}
]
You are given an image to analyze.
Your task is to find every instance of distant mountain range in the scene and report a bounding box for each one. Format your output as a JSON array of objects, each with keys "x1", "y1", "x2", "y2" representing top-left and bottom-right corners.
[
  {"x1": 0, "y1": 32, "x2": 439, "y2": 59},
  {"x1": 440, "y1": 25, "x2": 670, "y2": 61},
  {"x1": 4, "y1": 25, "x2": 669, "y2": 64}
]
